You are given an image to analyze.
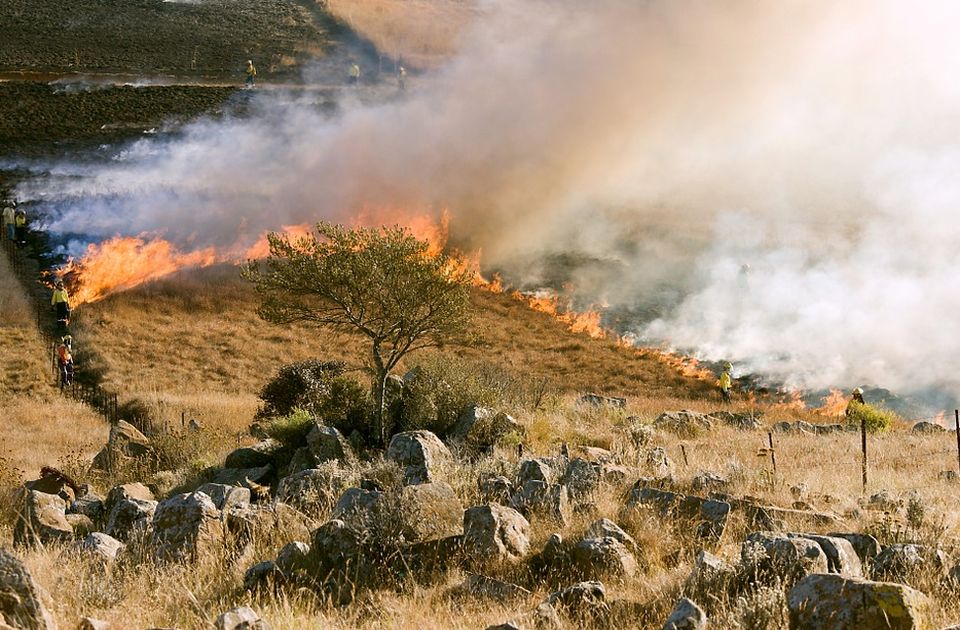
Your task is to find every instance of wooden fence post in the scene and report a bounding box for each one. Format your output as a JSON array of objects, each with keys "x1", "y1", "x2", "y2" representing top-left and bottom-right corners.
[{"x1": 861, "y1": 415, "x2": 868, "y2": 492}]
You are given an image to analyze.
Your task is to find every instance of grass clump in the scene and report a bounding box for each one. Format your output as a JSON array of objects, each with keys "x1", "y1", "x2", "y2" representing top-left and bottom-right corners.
[
  {"x1": 263, "y1": 407, "x2": 315, "y2": 448},
  {"x1": 845, "y1": 401, "x2": 897, "y2": 433}
]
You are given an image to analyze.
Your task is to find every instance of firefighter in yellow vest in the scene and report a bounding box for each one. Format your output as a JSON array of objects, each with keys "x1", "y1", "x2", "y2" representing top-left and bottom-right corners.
[
  {"x1": 718, "y1": 362, "x2": 733, "y2": 403},
  {"x1": 2, "y1": 201, "x2": 14, "y2": 241},
  {"x1": 245, "y1": 60, "x2": 257, "y2": 87},
  {"x1": 13, "y1": 208, "x2": 26, "y2": 246},
  {"x1": 349, "y1": 62, "x2": 361, "y2": 86},
  {"x1": 52, "y1": 280, "x2": 71, "y2": 330}
]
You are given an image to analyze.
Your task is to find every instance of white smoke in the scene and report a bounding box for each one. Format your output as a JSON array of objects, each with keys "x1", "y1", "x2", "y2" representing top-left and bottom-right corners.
[{"x1": 16, "y1": 0, "x2": 960, "y2": 397}]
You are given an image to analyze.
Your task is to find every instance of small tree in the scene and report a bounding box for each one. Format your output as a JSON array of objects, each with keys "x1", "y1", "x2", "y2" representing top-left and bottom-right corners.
[{"x1": 242, "y1": 222, "x2": 474, "y2": 445}]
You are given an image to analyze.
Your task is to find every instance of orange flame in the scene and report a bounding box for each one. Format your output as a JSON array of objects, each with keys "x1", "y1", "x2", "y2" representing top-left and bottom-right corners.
[
  {"x1": 645, "y1": 350, "x2": 714, "y2": 381},
  {"x1": 817, "y1": 389, "x2": 848, "y2": 417},
  {"x1": 774, "y1": 390, "x2": 807, "y2": 412}
]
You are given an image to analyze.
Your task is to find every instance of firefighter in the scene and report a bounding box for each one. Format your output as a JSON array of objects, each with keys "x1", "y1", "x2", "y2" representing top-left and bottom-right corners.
[
  {"x1": 245, "y1": 60, "x2": 257, "y2": 88},
  {"x1": 52, "y1": 280, "x2": 71, "y2": 332},
  {"x1": 718, "y1": 362, "x2": 733, "y2": 403},
  {"x1": 846, "y1": 387, "x2": 865, "y2": 416},
  {"x1": 397, "y1": 64, "x2": 407, "y2": 90},
  {"x1": 56, "y1": 335, "x2": 74, "y2": 390},
  {"x1": 2, "y1": 201, "x2": 14, "y2": 241},
  {"x1": 349, "y1": 62, "x2": 361, "y2": 86},
  {"x1": 13, "y1": 208, "x2": 26, "y2": 247}
]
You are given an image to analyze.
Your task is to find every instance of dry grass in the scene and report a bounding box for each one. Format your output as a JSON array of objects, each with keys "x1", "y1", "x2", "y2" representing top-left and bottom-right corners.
[{"x1": 324, "y1": 0, "x2": 479, "y2": 68}]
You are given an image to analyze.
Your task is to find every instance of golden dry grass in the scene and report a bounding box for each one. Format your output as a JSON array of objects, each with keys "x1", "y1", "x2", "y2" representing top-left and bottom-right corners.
[
  {"x1": 324, "y1": 0, "x2": 478, "y2": 68},
  {"x1": 0, "y1": 247, "x2": 107, "y2": 477}
]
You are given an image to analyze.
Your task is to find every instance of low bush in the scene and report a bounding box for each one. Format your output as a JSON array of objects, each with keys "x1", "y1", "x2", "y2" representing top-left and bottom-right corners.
[
  {"x1": 256, "y1": 360, "x2": 347, "y2": 418},
  {"x1": 844, "y1": 401, "x2": 896, "y2": 433},
  {"x1": 314, "y1": 376, "x2": 373, "y2": 439},
  {"x1": 399, "y1": 355, "x2": 501, "y2": 436},
  {"x1": 263, "y1": 407, "x2": 315, "y2": 447}
]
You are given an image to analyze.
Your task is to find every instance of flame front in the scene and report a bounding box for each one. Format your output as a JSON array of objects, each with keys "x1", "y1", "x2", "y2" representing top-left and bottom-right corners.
[{"x1": 817, "y1": 389, "x2": 848, "y2": 417}]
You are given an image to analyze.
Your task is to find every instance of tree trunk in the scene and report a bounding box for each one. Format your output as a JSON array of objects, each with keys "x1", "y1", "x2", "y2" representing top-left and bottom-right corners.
[{"x1": 371, "y1": 344, "x2": 389, "y2": 447}]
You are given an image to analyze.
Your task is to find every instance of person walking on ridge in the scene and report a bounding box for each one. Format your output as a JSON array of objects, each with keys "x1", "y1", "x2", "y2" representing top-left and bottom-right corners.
[
  {"x1": 397, "y1": 64, "x2": 407, "y2": 90},
  {"x1": 718, "y1": 362, "x2": 733, "y2": 403},
  {"x1": 56, "y1": 335, "x2": 74, "y2": 390},
  {"x1": 245, "y1": 60, "x2": 257, "y2": 88},
  {"x1": 52, "y1": 280, "x2": 71, "y2": 333},
  {"x1": 13, "y1": 208, "x2": 26, "y2": 247},
  {"x1": 2, "y1": 201, "x2": 14, "y2": 241}
]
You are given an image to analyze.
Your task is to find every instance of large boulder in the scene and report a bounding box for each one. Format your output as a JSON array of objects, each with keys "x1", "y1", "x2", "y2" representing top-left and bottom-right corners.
[
  {"x1": 151, "y1": 491, "x2": 224, "y2": 561},
  {"x1": 510, "y1": 481, "x2": 571, "y2": 525},
  {"x1": 304, "y1": 519, "x2": 368, "y2": 604},
  {"x1": 275, "y1": 541, "x2": 312, "y2": 581},
  {"x1": 276, "y1": 468, "x2": 353, "y2": 515},
  {"x1": 741, "y1": 533, "x2": 829, "y2": 584},
  {"x1": 0, "y1": 548, "x2": 57, "y2": 630},
  {"x1": 654, "y1": 411, "x2": 713, "y2": 437},
  {"x1": 13, "y1": 490, "x2": 73, "y2": 546},
  {"x1": 572, "y1": 537, "x2": 637, "y2": 580},
  {"x1": 196, "y1": 484, "x2": 251, "y2": 512},
  {"x1": 91, "y1": 420, "x2": 151, "y2": 470},
  {"x1": 463, "y1": 504, "x2": 531, "y2": 563},
  {"x1": 583, "y1": 519, "x2": 637, "y2": 553},
  {"x1": 71, "y1": 532, "x2": 124, "y2": 564},
  {"x1": 787, "y1": 573, "x2": 932, "y2": 629},
  {"x1": 386, "y1": 430, "x2": 451, "y2": 485},
  {"x1": 872, "y1": 543, "x2": 946, "y2": 584},
  {"x1": 69, "y1": 492, "x2": 105, "y2": 524},
  {"x1": 662, "y1": 597, "x2": 707, "y2": 630},
  {"x1": 561, "y1": 458, "x2": 600, "y2": 498},
  {"x1": 686, "y1": 550, "x2": 737, "y2": 597},
  {"x1": 331, "y1": 488, "x2": 386, "y2": 534},
  {"x1": 306, "y1": 424, "x2": 354, "y2": 464},
  {"x1": 449, "y1": 405, "x2": 524, "y2": 449},
  {"x1": 103, "y1": 484, "x2": 157, "y2": 541},
  {"x1": 214, "y1": 606, "x2": 271, "y2": 630},
  {"x1": 624, "y1": 485, "x2": 729, "y2": 540},
  {"x1": 827, "y1": 533, "x2": 881, "y2": 566},
  {"x1": 224, "y1": 439, "x2": 281, "y2": 469},
  {"x1": 785, "y1": 533, "x2": 862, "y2": 577},
  {"x1": 399, "y1": 482, "x2": 463, "y2": 543},
  {"x1": 517, "y1": 458, "x2": 558, "y2": 486}
]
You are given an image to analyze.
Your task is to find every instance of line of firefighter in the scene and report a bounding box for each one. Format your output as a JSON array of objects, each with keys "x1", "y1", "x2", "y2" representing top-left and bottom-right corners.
[
  {"x1": 718, "y1": 362, "x2": 865, "y2": 414},
  {"x1": 2, "y1": 199, "x2": 28, "y2": 247}
]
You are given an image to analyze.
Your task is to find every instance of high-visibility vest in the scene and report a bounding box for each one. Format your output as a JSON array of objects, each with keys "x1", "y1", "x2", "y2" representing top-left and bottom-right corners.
[
  {"x1": 52, "y1": 289, "x2": 69, "y2": 305},
  {"x1": 349, "y1": 65, "x2": 360, "y2": 77},
  {"x1": 2, "y1": 207, "x2": 13, "y2": 223},
  {"x1": 14, "y1": 213, "x2": 25, "y2": 227},
  {"x1": 719, "y1": 372, "x2": 732, "y2": 390}
]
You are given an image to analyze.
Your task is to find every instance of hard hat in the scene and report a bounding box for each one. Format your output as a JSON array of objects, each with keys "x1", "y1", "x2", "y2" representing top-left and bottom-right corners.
[
  {"x1": 247, "y1": 60, "x2": 253, "y2": 64},
  {"x1": 852, "y1": 387, "x2": 864, "y2": 395},
  {"x1": 723, "y1": 362, "x2": 733, "y2": 370}
]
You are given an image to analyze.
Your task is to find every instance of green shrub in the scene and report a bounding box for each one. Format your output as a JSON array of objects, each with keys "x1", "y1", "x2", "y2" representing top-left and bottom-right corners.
[
  {"x1": 845, "y1": 401, "x2": 896, "y2": 433},
  {"x1": 400, "y1": 355, "x2": 500, "y2": 436},
  {"x1": 256, "y1": 360, "x2": 346, "y2": 418},
  {"x1": 264, "y1": 408, "x2": 315, "y2": 447},
  {"x1": 315, "y1": 376, "x2": 373, "y2": 439}
]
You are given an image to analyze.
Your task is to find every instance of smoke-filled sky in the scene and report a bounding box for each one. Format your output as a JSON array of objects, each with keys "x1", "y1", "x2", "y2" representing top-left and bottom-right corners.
[{"x1": 16, "y1": 0, "x2": 960, "y2": 398}]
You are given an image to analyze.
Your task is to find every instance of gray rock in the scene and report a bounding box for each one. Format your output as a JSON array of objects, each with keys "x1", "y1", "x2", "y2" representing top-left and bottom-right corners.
[
  {"x1": 457, "y1": 574, "x2": 532, "y2": 602},
  {"x1": 517, "y1": 458, "x2": 555, "y2": 486},
  {"x1": 528, "y1": 533, "x2": 571, "y2": 579},
  {"x1": 463, "y1": 504, "x2": 530, "y2": 563},
  {"x1": 741, "y1": 532, "x2": 829, "y2": 583},
  {"x1": 450, "y1": 405, "x2": 525, "y2": 448},
  {"x1": 104, "y1": 495, "x2": 156, "y2": 541},
  {"x1": 707, "y1": 410, "x2": 763, "y2": 430},
  {"x1": 939, "y1": 470, "x2": 958, "y2": 482},
  {"x1": 644, "y1": 447, "x2": 674, "y2": 479},
  {"x1": 686, "y1": 549, "x2": 736, "y2": 595},
  {"x1": 0, "y1": 547, "x2": 57, "y2": 629},
  {"x1": 207, "y1": 465, "x2": 273, "y2": 489},
  {"x1": 662, "y1": 597, "x2": 706, "y2": 630},
  {"x1": 624, "y1": 485, "x2": 730, "y2": 540},
  {"x1": 510, "y1": 481, "x2": 571, "y2": 525},
  {"x1": 306, "y1": 424, "x2": 354, "y2": 464},
  {"x1": 827, "y1": 532, "x2": 881, "y2": 566},
  {"x1": 399, "y1": 481, "x2": 463, "y2": 542},
  {"x1": 386, "y1": 430, "x2": 451, "y2": 485},
  {"x1": 872, "y1": 543, "x2": 946, "y2": 583},
  {"x1": 561, "y1": 458, "x2": 600, "y2": 498},
  {"x1": 151, "y1": 491, "x2": 223, "y2": 561},
  {"x1": 275, "y1": 541, "x2": 311, "y2": 579},
  {"x1": 583, "y1": 518, "x2": 636, "y2": 552},
  {"x1": 214, "y1": 606, "x2": 271, "y2": 630},
  {"x1": 577, "y1": 394, "x2": 626, "y2": 408},
  {"x1": 224, "y1": 439, "x2": 281, "y2": 469},
  {"x1": 243, "y1": 561, "x2": 284, "y2": 593},
  {"x1": 331, "y1": 487, "x2": 385, "y2": 533},
  {"x1": 654, "y1": 411, "x2": 713, "y2": 437},
  {"x1": 305, "y1": 519, "x2": 367, "y2": 604},
  {"x1": 787, "y1": 573, "x2": 932, "y2": 629},
  {"x1": 72, "y1": 532, "x2": 124, "y2": 564},
  {"x1": 92, "y1": 420, "x2": 151, "y2": 470},
  {"x1": 13, "y1": 490, "x2": 72, "y2": 546},
  {"x1": 276, "y1": 468, "x2": 352, "y2": 515},
  {"x1": 544, "y1": 581, "x2": 606, "y2": 619},
  {"x1": 785, "y1": 533, "x2": 863, "y2": 576},
  {"x1": 68, "y1": 492, "x2": 105, "y2": 523},
  {"x1": 65, "y1": 513, "x2": 95, "y2": 538},
  {"x1": 197, "y1": 484, "x2": 251, "y2": 511},
  {"x1": 913, "y1": 421, "x2": 946, "y2": 434},
  {"x1": 572, "y1": 537, "x2": 637, "y2": 580},
  {"x1": 478, "y1": 475, "x2": 514, "y2": 504}
]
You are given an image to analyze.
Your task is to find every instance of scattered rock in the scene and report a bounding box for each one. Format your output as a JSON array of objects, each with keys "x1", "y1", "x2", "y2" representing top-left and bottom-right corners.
[
  {"x1": 826, "y1": 532, "x2": 881, "y2": 566},
  {"x1": 72, "y1": 532, "x2": 124, "y2": 564},
  {"x1": 276, "y1": 468, "x2": 352, "y2": 515},
  {"x1": 624, "y1": 484, "x2": 730, "y2": 540},
  {"x1": 65, "y1": 513, "x2": 95, "y2": 538},
  {"x1": 510, "y1": 481, "x2": 571, "y2": 525},
  {"x1": 517, "y1": 458, "x2": 556, "y2": 486},
  {"x1": 583, "y1": 519, "x2": 637, "y2": 553},
  {"x1": 561, "y1": 458, "x2": 599, "y2": 498},
  {"x1": 69, "y1": 492, "x2": 105, "y2": 523},
  {"x1": 224, "y1": 439, "x2": 281, "y2": 469},
  {"x1": 577, "y1": 394, "x2": 626, "y2": 408},
  {"x1": 92, "y1": 420, "x2": 152, "y2": 470},
  {"x1": 456, "y1": 573, "x2": 532, "y2": 602},
  {"x1": 572, "y1": 537, "x2": 637, "y2": 580},
  {"x1": 686, "y1": 549, "x2": 736, "y2": 596},
  {"x1": 662, "y1": 597, "x2": 706, "y2": 630},
  {"x1": 450, "y1": 405, "x2": 525, "y2": 448},
  {"x1": 463, "y1": 504, "x2": 530, "y2": 563},
  {"x1": 275, "y1": 541, "x2": 312, "y2": 581},
  {"x1": 691, "y1": 471, "x2": 729, "y2": 493},
  {"x1": 307, "y1": 424, "x2": 354, "y2": 464},
  {"x1": 330, "y1": 487, "x2": 385, "y2": 533},
  {"x1": 654, "y1": 411, "x2": 713, "y2": 437},
  {"x1": 197, "y1": 484, "x2": 251, "y2": 511},
  {"x1": 913, "y1": 421, "x2": 946, "y2": 434},
  {"x1": 741, "y1": 532, "x2": 829, "y2": 583},
  {"x1": 544, "y1": 581, "x2": 607, "y2": 620},
  {"x1": 0, "y1": 547, "x2": 57, "y2": 630},
  {"x1": 478, "y1": 475, "x2": 514, "y2": 504},
  {"x1": 787, "y1": 573, "x2": 932, "y2": 629},
  {"x1": 386, "y1": 430, "x2": 451, "y2": 485},
  {"x1": 707, "y1": 410, "x2": 763, "y2": 430},
  {"x1": 243, "y1": 560, "x2": 285, "y2": 593},
  {"x1": 151, "y1": 491, "x2": 224, "y2": 561},
  {"x1": 872, "y1": 543, "x2": 946, "y2": 583},
  {"x1": 13, "y1": 490, "x2": 73, "y2": 546},
  {"x1": 207, "y1": 465, "x2": 273, "y2": 489},
  {"x1": 784, "y1": 533, "x2": 862, "y2": 577},
  {"x1": 304, "y1": 519, "x2": 367, "y2": 604},
  {"x1": 214, "y1": 606, "x2": 271, "y2": 630},
  {"x1": 528, "y1": 533, "x2": 571, "y2": 579},
  {"x1": 399, "y1": 482, "x2": 463, "y2": 542},
  {"x1": 644, "y1": 447, "x2": 674, "y2": 480}
]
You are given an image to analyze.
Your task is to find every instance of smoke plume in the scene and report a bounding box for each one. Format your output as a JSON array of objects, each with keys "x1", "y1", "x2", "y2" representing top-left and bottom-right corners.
[{"x1": 16, "y1": 0, "x2": 960, "y2": 398}]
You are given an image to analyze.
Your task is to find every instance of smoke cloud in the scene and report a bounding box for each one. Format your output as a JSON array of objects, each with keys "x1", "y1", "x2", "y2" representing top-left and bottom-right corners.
[{"x1": 16, "y1": 0, "x2": 960, "y2": 399}]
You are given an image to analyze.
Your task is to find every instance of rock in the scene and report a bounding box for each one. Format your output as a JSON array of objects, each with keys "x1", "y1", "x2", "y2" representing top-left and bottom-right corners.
[
  {"x1": 741, "y1": 533, "x2": 829, "y2": 583},
  {"x1": 787, "y1": 573, "x2": 932, "y2": 629},
  {"x1": 214, "y1": 606, "x2": 271, "y2": 630},
  {"x1": 151, "y1": 491, "x2": 224, "y2": 561},
  {"x1": 939, "y1": 470, "x2": 958, "y2": 482},
  {"x1": 307, "y1": 424, "x2": 354, "y2": 464},
  {"x1": 517, "y1": 459, "x2": 555, "y2": 486},
  {"x1": 561, "y1": 458, "x2": 599, "y2": 498},
  {"x1": 510, "y1": 481, "x2": 571, "y2": 525},
  {"x1": 330, "y1": 487, "x2": 385, "y2": 533},
  {"x1": 707, "y1": 410, "x2": 763, "y2": 430},
  {"x1": 624, "y1": 485, "x2": 730, "y2": 540},
  {"x1": 23, "y1": 468, "x2": 79, "y2": 504},
  {"x1": 456, "y1": 574, "x2": 532, "y2": 602},
  {"x1": 69, "y1": 492, "x2": 105, "y2": 523},
  {"x1": 0, "y1": 547, "x2": 57, "y2": 630},
  {"x1": 577, "y1": 394, "x2": 626, "y2": 408},
  {"x1": 579, "y1": 446, "x2": 614, "y2": 463},
  {"x1": 65, "y1": 514, "x2": 95, "y2": 538},
  {"x1": 393, "y1": 535, "x2": 464, "y2": 582},
  {"x1": 286, "y1": 447, "x2": 318, "y2": 477},
  {"x1": 827, "y1": 532, "x2": 881, "y2": 566},
  {"x1": 528, "y1": 533, "x2": 571, "y2": 579},
  {"x1": 463, "y1": 504, "x2": 530, "y2": 563},
  {"x1": 644, "y1": 447, "x2": 674, "y2": 480},
  {"x1": 305, "y1": 519, "x2": 367, "y2": 604},
  {"x1": 243, "y1": 561, "x2": 285, "y2": 593},
  {"x1": 276, "y1": 468, "x2": 352, "y2": 515},
  {"x1": 662, "y1": 597, "x2": 706, "y2": 630},
  {"x1": 450, "y1": 405, "x2": 525, "y2": 448},
  {"x1": 654, "y1": 411, "x2": 713, "y2": 437},
  {"x1": 275, "y1": 541, "x2": 311, "y2": 580},
  {"x1": 399, "y1": 482, "x2": 463, "y2": 542},
  {"x1": 572, "y1": 537, "x2": 637, "y2": 580},
  {"x1": 92, "y1": 421, "x2": 152, "y2": 470},
  {"x1": 225, "y1": 502, "x2": 315, "y2": 544},
  {"x1": 196, "y1": 484, "x2": 251, "y2": 511},
  {"x1": 13, "y1": 490, "x2": 73, "y2": 546},
  {"x1": 872, "y1": 543, "x2": 946, "y2": 583},
  {"x1": 691, "y1": 471, "x2": 729, "y2": 493},
  {"x1": 913, "y1": 421, "x2": 946, "y2": 434},
  {"x1": 686, "y1": 549, "x2": 736, "y2": 596},
  {"x1": 583, "y1": 519, "x2": 637, "y2": 552},
  {"x1": 479, "y1": 475, "x2": 514, "y2": 504},
  {"x1": 599, "y1": 464, "x2": 632, "y2": 486},
  {"x1": 206, "y1": 465, "x2": 273, "y2": 490},
  {"x1": 544, "y1": 581, "x2": 606, "y2": 619},
  {"x1": 104, "y1": 482, "x2": 154, "y2": 511},
  {"x1": 386, "y1": 430, "x2": 451, "y2": 485},
  {"x1": 72, "y1": 532, "x2": 124, "y2": 564},
  {"x1": 104, "y1": 495, "x2": 157, "y2": 542},
  {"x1": 785, "y1": 533, "x2": 863, "y2": 577},
  {"x1": 224, "y1": 439, "x2": 281, "y2": 469},
  {"x1": 864, "y1": 490, "x2": 901, "y2": 512}
]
